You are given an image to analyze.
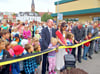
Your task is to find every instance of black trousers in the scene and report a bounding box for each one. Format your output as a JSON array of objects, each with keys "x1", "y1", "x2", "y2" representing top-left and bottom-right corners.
[
  {"x1": 42, "y1": 53, "x2": 48, "y2": 74},
  {"x1": 72, "y1": 45, "x2": 82, "y2": 61},
  {"x1": 0, "y1": 69, "x2": 9, "y2": 74}
]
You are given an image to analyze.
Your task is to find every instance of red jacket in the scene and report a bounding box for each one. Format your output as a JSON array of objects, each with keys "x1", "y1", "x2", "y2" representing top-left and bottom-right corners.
[{"x1": 84, "y1": 37, "x2": 91, "y2": 47}]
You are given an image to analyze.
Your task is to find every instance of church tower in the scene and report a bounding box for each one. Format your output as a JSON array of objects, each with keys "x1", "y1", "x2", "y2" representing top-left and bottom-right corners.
[{"x1": 31, "y1": 0, "x2": 35, "y2": 12}]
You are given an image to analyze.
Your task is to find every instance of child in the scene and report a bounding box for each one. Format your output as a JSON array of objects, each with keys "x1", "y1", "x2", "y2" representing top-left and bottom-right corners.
[
  {"x1": 32, "y1": 37, "x2": 40, "y2": 46},
  {"x1": 1, "y1": 29, "x2": 10, "y2": 43},
  {"x1": 65, "y1": 32, "x2": 74, "y2": 54},
  {"x1": 10, "y1": 41, "x2": 18, "y2": 49},
  {"x1": 11, "y1": 45, "x2": 24, "y2": 74},
  {"x1": 5, "y1": 42, "x2": 14, "y2": 57},
  {"x1": 24, "y1": 44, "x2": 37, "y2": 74},
  {"x1": 11, "y1": 28, "x2": 20, "y2": 39},
  {"x1": 13, "y1": 34, "x2": 22, "y2": 45},
  {"x1": 11, "y1": 41, "x2": 26, "y2": 74},
  {"x1": 34, "y1": 30, "x2": 41, "y2": 40},
  {"x1": 0, "y1": 39, "x2": 10, "y2": 74},
  {"x1": 48, "y1": 37, "x2": 58, "y2": 74},
  {"x1": 83, "y1": 33, "x2": 92, "y2": 60},
  {"x1": 33, "y1": 44, "x2": 42, "y2": 74}
]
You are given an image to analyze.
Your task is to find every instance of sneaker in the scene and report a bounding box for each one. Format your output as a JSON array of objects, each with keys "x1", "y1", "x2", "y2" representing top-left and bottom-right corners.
[
  {"x1": 95, "y1": 51, "x2": 98, "y2": 54},
  {"x1": 88, "y1": 56, "x2": 92, "y2": 59},
  {"x1": 83, "y1": 57, "x2": 87, "y2": 60},
  {"x1": 49, "y1": 72, "x2": 52, "y2": 74}
]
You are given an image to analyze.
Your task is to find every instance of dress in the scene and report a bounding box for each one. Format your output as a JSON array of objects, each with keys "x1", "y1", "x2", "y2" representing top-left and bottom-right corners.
[
  {"x1": 56, "y1": 30, "x2": 67, "y2": 70},
  {"x1": 56, "y1": 48, "x2": 67, "y2": 70}
]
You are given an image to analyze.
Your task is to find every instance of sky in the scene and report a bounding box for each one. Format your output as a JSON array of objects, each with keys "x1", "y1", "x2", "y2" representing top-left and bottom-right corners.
[{"x1": 0, "y1": 0, "x2": 59, "y2": 13}]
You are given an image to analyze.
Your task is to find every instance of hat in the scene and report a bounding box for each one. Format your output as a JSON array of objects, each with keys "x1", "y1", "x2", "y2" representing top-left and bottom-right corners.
[
  {"x1": 15, "y1": 34, "x2": 19, "y2": 38},
  {"x1": 13, "y1": 45, "x2": 24, "y2": 55}
]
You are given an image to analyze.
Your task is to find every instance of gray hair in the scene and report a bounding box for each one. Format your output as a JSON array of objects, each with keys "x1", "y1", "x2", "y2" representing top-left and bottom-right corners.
[{"x1": 47, "y1": 19, "x2": 53, "y2": 23}]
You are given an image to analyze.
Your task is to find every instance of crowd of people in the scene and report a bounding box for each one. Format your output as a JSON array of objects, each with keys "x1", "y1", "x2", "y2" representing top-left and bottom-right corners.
[{"x1": 0, "y1": 19, "x2": 100, "y2": 74}]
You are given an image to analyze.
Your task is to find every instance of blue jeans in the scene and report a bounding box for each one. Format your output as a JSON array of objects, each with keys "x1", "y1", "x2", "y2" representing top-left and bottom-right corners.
[{"x1": 83, "y1": 46, "x2": 89, "y2": 58}]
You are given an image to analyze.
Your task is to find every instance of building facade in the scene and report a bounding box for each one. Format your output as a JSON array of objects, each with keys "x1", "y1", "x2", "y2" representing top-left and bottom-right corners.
[
  {"x1": 51, "y1": 0, "x2": 100, "y2": 23},
  {"x1": 16, "y1": 12, "x2": 41, "y2": 22},
  {"x1": 0, "y1": 12, "x2": 16, "y2": 22}
]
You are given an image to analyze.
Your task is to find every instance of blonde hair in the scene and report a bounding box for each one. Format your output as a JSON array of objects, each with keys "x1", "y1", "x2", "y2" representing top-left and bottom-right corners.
[
  {"x1": 33, "y1": 37, "x2": 39, "y2": 42},
  {"x1": 0, "y1": 39, "x2": 5, "y2": 44},
  {"x1": 35, "y1": 30, "x2": 39, "y2": 34},
  {"x1": 11, "y1": 29, "x2": 14, "y2": 32},
  {"x1": 10, "y1": 41, "x2": 18, "y2": 47},
  {"x1": 51, "y1": 37, "x2": 58, "y2": 44}
]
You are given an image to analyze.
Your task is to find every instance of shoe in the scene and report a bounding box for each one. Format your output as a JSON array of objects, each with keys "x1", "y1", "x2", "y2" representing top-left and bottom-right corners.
[
  {"x1": 52, "y1": 71, "x2": 57, "y2": 74},
  {"x1": 88, "y1": 56, "x2": 92, "y2": 59},
  {"x1": 83, "y1": 57, "x2": 87, "y2": 60},
  {"x1": 94, "y1": 51, "x2": 98, "y2": 54},
  {"x1": 49, "y1": 72, "x2": 52, "y2": 74},
  {"x1": 78, "y1": 59, "x2": 82, "y2": 63},
  {"x1": 86, "y1": 54, "x2": 87, "y2": 57}
]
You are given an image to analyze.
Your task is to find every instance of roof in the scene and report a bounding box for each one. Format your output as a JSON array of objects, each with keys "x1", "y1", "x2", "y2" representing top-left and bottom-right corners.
[
  {"x1": 32, "y1": 0, "x2": 35, "y2": 5},
  {"x1": 51, "y1": 8, "x2": 100, "y2": 17},
  {"x1": 55, "y1": 0, "x2": 75, "y2": 5},
  {"x1": 19, "y1": 12, "x2": 39, "y2": 16},
  {"x1": 38, "y1": 12, "x2": 52, "y2": 16},
  {"x1": 3, "y1": 15, "x2": 8, "y2": 19}
]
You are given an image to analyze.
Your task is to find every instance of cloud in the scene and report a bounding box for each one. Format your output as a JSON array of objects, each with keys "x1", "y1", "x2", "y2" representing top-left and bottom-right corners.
[
  {"x1": 0, "y1": 0, "x2": 8, "y2": 3},
  {"x1": 0, "y1": 0, "x2": 57, "y2": 13}
]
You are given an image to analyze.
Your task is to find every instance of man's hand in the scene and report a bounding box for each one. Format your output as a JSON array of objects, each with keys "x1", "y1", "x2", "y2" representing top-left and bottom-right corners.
[
  {"x1": 80, "y1": 40, "x2": 82, "y2": 43},
  {"x1": 75, "y1": 40, "x2": 79, "y2": 44}
]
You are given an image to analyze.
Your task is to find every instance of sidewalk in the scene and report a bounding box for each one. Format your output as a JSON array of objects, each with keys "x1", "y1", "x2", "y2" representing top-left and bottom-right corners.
[
  {"x1": 77, "y1": 53, "x2": 100, "y2": 74},
  {"x1": 48, "y1": 53, "x2": 100, "y2": 74},
  {"x1": 39, "y1": 52, "x2": 100, "y2": 74}
]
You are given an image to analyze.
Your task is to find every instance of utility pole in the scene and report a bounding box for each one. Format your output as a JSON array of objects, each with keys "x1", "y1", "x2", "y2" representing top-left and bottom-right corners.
[{"x1": 57, "y1": 0, "x2": 59, "y2": 28}]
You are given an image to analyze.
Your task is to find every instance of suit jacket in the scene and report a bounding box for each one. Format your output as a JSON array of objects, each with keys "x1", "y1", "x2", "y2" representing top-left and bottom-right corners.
[
  {"x1": 40, "y1": 27, "x2": 56, "y2": 51},
  {"x1": 87, "y1": 25, "x2": 98, "y2": 38},
  {"x1": 72, "y1": 26, "x2": 85, "y2": 41}
]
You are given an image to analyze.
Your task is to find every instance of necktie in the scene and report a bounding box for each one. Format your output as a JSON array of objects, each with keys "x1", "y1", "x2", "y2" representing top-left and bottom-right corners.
[{"x1": 50, "y1": 28, "x2": 52, "y2": 38}]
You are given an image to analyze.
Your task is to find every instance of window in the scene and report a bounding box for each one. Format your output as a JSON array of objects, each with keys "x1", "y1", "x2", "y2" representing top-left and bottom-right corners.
[
  {"x1": 64, "y1": 18, "x2": 79, "y2": 22},
  {"x1": 93, "y1": 17, "x2": 100, "y2": 21}
]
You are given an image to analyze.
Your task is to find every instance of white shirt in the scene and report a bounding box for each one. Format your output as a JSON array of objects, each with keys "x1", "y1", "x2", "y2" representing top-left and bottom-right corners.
[{"x1": 48, "y1": 27, "x2": 52, "y2": 38}]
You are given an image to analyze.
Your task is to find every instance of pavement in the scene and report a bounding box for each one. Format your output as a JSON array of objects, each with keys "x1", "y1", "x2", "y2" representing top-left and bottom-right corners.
[
  {"x1": 55, "y1": 53, "x2": 100, "y2": 74},
  {"x1": 77, "y1": 52, "x2": 100, "y2": 74},
  {"x1": 39, "y1": 52, "x2": 100, "y2": 74}
]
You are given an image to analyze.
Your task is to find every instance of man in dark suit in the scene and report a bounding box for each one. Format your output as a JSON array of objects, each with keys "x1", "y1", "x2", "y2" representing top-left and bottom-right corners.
[
  {"x1": 41, "y1": 19, "x2": 56, "y2": 74},
  {"x1": 72, "y1": 23, "x2": 85, "y2": 63}
]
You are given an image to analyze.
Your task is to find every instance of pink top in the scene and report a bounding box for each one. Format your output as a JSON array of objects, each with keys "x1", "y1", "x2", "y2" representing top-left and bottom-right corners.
[
  {"x1": 8, "y1": 49, "x2": 14, "y2": 56},
  {"x1": 23, "y1": 30, "x2": 31, "y2": 39}
]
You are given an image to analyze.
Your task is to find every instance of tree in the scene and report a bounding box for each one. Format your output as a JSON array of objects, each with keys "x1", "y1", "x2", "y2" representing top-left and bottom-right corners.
[
  {"x1": 41, "y1": 13, "x2": 53, "y2": 22},
  {"x1": 12, "y1": 13, "x2": 16, "y2": 16},
  {"x1": 35, "y1": 11, "x2": 39, "y2": 15}
]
